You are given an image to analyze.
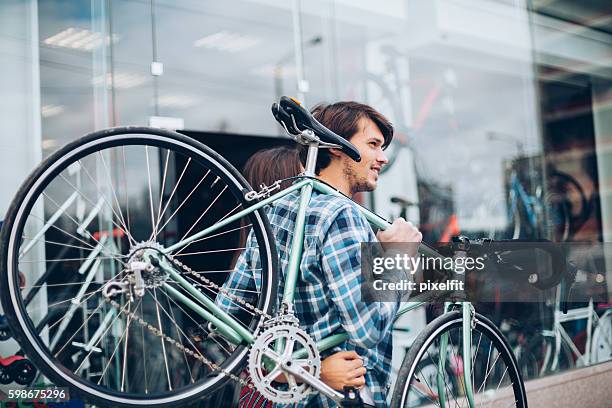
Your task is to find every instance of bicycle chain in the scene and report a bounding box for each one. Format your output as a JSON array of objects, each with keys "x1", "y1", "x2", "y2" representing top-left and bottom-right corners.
[
  {"x1": 169, "y1": 256, "x2": 272, "y2": 321},
  {"x1": 103, "y1": 252, "x2": 275, "y2": 389},
  {"x1": 105, "y1": 296, "x2": 252, "y2": 388}
]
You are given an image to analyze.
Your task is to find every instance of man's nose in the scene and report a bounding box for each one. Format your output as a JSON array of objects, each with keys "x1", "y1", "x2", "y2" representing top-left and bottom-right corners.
[{"x1": 378, "y1": 149, "x2": 389, "y2": 165}]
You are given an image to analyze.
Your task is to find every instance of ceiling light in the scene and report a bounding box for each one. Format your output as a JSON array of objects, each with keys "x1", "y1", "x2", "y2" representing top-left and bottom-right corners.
[
  {"x1": 92, "y1": 72, "x2": 148, "y2": 89},
  {"x1": 41, "y1": 104, "x2": 64, "y2": 118},
  {"x1": 43, "y1": 27, "x2": 118, "y2": 51},
  {"x1": 157, "y1": 94, "x2": 199, "y2": 109},
  {"x1": 250, "y1": 63, "x2": 297, "y2": 78},
  {"x1": 193, "y1": 30, "x2": 260, "y2": 53}
]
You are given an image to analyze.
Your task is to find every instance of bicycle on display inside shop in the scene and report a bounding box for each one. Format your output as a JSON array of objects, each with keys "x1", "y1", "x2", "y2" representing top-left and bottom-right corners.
[{"x1": 0, "y1": 96, "x2": 576, "y2": 407}]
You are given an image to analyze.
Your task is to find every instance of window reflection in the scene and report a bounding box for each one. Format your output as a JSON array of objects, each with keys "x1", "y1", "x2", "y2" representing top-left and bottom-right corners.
[{"x1": 26, "y1": 0, "x2": 612, "y2": 389}]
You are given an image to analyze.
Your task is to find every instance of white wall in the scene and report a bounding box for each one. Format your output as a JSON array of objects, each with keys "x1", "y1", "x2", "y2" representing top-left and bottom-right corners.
[{"x1": 0, "y1": 0, "x2": 42, "y2": 219}]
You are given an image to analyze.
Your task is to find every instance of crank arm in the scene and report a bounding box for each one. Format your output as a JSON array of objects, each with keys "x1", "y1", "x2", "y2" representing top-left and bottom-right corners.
[{"x1": 281, "y1": 360, "x2": 344, "y2": 404}]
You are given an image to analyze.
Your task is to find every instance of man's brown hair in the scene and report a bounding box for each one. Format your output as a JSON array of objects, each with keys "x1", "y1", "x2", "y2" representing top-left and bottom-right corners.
[{"x1": 298, "y1": 101, "x2": 394, "y2": 174}]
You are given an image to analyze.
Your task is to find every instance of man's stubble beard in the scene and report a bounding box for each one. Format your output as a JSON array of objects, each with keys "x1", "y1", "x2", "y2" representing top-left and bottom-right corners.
[{"x1": 342, "y1": 159, "x2": 375, "y2": 195}]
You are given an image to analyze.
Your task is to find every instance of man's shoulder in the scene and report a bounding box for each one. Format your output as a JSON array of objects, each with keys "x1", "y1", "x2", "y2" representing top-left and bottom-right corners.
[
  {"x1": 309, "y1": 191, "x2": 356, "y2": 215},
  {"x1": 308, "y1": 192, "x2": 371, "y2": 236},
  {"x1": 267, "y1": 189, "x2": 366, "y2": 226}
]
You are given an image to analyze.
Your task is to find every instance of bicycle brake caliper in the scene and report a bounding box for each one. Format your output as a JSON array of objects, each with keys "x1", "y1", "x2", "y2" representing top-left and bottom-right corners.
[{"x1": 244, "y1": 181, "x2": 281, "y2": 202}]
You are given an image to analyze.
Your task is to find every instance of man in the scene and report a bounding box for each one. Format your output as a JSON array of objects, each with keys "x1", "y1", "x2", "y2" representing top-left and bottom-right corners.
[{"x1": 218, "y1": 101, "x2": 422, "y2": 407}]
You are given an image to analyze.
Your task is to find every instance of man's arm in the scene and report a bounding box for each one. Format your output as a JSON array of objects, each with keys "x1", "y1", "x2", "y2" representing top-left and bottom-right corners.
[{"x1": 320, "y1": 205, "x2": 401, "y2": 349}]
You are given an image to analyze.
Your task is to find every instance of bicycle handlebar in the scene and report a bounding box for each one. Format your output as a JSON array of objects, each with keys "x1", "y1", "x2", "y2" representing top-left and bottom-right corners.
[{"x1": 447, "y1": 237, "x2": 569, "y2": 291}]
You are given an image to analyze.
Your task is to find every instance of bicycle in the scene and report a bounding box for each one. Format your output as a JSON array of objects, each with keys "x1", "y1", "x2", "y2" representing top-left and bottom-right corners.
[
  {"x1": 0, "y1": 96, "x2": 571, "y2": 407},
  {"x1": 485, "y1": 137, "x2": 590, "y2": 243}
]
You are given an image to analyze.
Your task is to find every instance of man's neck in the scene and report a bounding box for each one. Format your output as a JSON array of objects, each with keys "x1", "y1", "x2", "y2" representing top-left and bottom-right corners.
[{"x1": 318, "y1": 168, "x2": 352, "y2": 197}]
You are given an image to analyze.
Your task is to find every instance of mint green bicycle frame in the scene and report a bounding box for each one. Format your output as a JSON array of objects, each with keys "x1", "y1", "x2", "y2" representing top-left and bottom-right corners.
[{"x1": 148, "y1": 175, "x2": 475, "y2": 406}]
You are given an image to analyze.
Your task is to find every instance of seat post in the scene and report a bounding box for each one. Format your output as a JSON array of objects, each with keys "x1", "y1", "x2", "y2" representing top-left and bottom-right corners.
[{"x1": 304, "y1": 143, "x2": 319, "y2": 177}]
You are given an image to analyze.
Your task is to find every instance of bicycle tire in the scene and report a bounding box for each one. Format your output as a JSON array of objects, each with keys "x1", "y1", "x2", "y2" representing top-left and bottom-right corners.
[
  {"x1": 391, "y1": 310, "x2": 527, "y2": 408},
  {"x1": 591, "y1": 311, "x2": 612, "y2": 364},
  {"x1": 0, "y1": 127, "x2": 278, "y2": 407}
]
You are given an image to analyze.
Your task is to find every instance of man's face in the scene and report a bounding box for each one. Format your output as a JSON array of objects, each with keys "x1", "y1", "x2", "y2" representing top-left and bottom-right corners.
[{"x1": 341, "y1": 117, "x2": 389, "y2": 194}]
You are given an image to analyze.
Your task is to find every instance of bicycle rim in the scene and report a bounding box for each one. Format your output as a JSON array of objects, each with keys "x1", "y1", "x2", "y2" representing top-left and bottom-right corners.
[
  {"x1": 393, "y1": 311, "x2": 527, "y2": 408},
  {"x1": 1, "y1": 127, "x2": 278, "y2": 407}
]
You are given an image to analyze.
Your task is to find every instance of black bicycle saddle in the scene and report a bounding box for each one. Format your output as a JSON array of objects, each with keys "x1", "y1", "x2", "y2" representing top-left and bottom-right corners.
[{"x1": 271, "y1": 96, "x2": 361, "y2": 162}]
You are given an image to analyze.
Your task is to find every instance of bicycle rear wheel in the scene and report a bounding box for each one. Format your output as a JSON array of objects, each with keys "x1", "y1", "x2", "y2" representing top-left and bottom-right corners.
[
  {"x1": 0, "y1": 127, "x2": 278, "y2": 407},
  {"x1": 391, "y1": 311, "x2": 527, "y2": 408}
]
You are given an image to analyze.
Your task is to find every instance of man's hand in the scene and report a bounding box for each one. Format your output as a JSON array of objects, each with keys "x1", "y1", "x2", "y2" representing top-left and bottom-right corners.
[
  {"x1": 320, "y1": 351, "x2": 367, "y2": 391},
  {"x1": 376, "y1": 218, "x2": 422, "y2": 253}
]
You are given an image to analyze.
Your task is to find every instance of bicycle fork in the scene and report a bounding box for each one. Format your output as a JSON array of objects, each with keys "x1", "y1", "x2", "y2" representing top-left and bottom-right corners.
[{"x1": 438, "y1": 302, "x2": 476, "y2": 408}]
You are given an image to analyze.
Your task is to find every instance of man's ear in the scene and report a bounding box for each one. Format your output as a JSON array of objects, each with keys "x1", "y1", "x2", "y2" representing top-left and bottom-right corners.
[{"x1": 328, "y1": 148, "x2": 342, "y2": 159}]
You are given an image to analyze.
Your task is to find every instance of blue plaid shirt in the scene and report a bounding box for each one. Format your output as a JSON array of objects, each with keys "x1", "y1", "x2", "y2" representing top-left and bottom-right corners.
[{"x1": 217, "y1": 189, "x2": 400, "y2": 407}]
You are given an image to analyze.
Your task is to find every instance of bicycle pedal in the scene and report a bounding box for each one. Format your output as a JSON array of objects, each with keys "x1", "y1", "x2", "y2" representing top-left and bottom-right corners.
[{"x1": 341, "y1": 386, "x2": 364, "y2": 407}]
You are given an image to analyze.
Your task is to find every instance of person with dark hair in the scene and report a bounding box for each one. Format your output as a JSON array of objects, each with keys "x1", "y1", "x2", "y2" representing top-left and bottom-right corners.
[
  {"x1": 298, "y1": 101, "x2": 394, "y2": 188},
  {"x1": 218, "y1": 101, "x2": 421, "y2": 407},
  {"x1": 236, "y1": 146, "x2": 369, "y2": 408},
  {"x1": 243, "y1": 145, "x2": 302, "y2": 190}
]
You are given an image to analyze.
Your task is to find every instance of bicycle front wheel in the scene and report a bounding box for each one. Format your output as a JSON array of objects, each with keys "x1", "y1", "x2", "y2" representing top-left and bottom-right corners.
[
  {"x1": 391, "y1": 311, "x2": 527, "y2": 408},
  {"x1": 0, "y1": 127, "x2": 278, "y2": 407}
]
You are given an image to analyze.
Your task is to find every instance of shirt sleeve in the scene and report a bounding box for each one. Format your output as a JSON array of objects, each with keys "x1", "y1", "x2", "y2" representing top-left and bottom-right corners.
[
  {"x1": 215, "y1": 230, "x2": 259, "y2": 315},
  {"x1": 320, "y1": 204, "x2": 400, "y2": 349}
]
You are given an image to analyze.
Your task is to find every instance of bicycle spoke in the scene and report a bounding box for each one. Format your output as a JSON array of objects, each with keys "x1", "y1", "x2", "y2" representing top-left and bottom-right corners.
[
  {"x1": 173, "y1": 200, "x2": 245, "y2": 257},
  {"x1": 120, "y1": 298, "x2": 135, "y2": 392},
  {"x1": 472, "y1": 332, "x2": 483, "y2": 394},
  {"x1": 20, "y1": 256, "x2": 123, "y2": 264},
  {"x1": 21, "y1": 235, "x2": 103, "y2": 253},
  {"x1": 163, "y1": 288, "x2": 195, "y2": 384},
  {"x1": 160, "y1": 285, "x2": 224, "y2": 345},
  {"x1": 45, "y1": 277, "x2": 122, "y2": 336},
  {"x1": 59, "y1": 172, "x2": 132, "y2": 246},
  {"x1": 152, "y1": 288, "x2": 173, "y2": 391},
  {"x1": 139, "y1": 300, "x2": 149, "y2": 394},
  {"x1": 121, "y1": 146, "x2": 132, "y2": 243},
  {"x1": 172, "y1": 223, "x2": 252, "y2": 256},
  {"x1": 153, "y1": 157, "x2": 192, "y2": 237},
  {"x1": 153, "y1": 149, "x2": 171, "y2": 242},
  {"x1": 217, "y1": 203, "x2": 244, "y2": 223},
  {"x1": 173, "y1": 247, "x2": 246, "y2": 257},
  {"x1": 73, "y1": 302, "x2": 129, "y2": 374},
  {"x1": 174, "y1": 185, "x2": 228, "y2": 256},
  {"x1": 97, "y1": 299, "x2": 135, "y2": 385},
  {"x1": 428, "y1": 338, "x2": 459, "y2": 408},
  {"x1": 412, "y1": 367, "x2": 441, "y2": 408},
  {"x1": 156, "y1": 169, "x2": 211, "y2": 238},
  {"x1": 25, "y1": 213, "x2": 113, "y2": 262},
  {"x1": 47, "y1": 287, "x2": 106, "y2": 310},
  {"x1": 476, "y1": 346, "x2": 502, "y2": 395},
  {"x1": 419, "y1": 347, "x2": 442, "y2": 407},
  {"x1": 95, "y1": 152, "x2": 135, "y2": 245},
  {"x1": 39, "y1": 193, "x2": 126, "y2": 267},
  {"x1": 78, "y1": 158, "x2": 135, "y2": 246},
  {"x1": 149, "y1": 287, "x2": 219, "y2": 371},
  {"x1": 446, "y1": 330, "x2": 467, "y2": 408},
  {"x1": 145, "y1": 146, "x2": 158, "y2": 241},
  {"x1": 25, "y1": 281, "x2": 97, "y2": 289},
  {"x1": 493, "y1": 366, "x2": 509, "y2": 393}
]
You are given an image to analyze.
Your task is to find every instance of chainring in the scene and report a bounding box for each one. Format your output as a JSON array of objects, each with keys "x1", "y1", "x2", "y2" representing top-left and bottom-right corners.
[{"x1": 248, "y1": 323, "x2": 320, "y2": 404}]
